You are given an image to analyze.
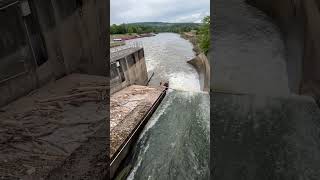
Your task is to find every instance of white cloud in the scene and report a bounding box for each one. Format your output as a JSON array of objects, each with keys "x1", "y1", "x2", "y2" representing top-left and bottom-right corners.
[{"x1": 111, "y1": 0, "x2": 210, "y2": 24}]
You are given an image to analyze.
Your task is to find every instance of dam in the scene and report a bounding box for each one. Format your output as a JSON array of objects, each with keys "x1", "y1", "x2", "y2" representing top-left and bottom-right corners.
[{"x1": 111, "y1": 33, "x2": 210, "y2": 179}]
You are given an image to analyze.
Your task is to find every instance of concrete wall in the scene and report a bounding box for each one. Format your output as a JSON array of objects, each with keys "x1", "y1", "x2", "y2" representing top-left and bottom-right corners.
[
  {"x1": 0, "y1": 0, "x2": 108, "y2": 107},
  {"x1": 110, "y1": 48, "x2": 148, "y2": 94},
  {"x1": 247, "y1": 0, "x2": 320, "y2": 97},
  {"x1": 187, "y1": 53, "x2": 210, "y2": 92}
]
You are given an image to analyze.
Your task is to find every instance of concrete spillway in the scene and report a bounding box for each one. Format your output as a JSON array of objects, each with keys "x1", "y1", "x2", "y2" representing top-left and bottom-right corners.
[{"x1": 126, "y1": 90, "x2": 209, "y2": 180}]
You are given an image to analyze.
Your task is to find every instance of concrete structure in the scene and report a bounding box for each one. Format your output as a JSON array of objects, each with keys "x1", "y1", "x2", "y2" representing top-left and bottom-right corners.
[
  {"x1": 0, "y1": 0, "x2": 108, "y2": 107},
  {"x1": 187, "y1": 53, "x2": 210, "y2": 92},
  {"x1": 110, "y1": 85, "x2": 167, "y2": 179},
  {"x1": 110, "y1": 45, "x2": 148, "y2": 94},
  {"x1": 212, "y1": 0, "x2": 290, "y2": 97},
  {"x1": 0, "y1": 73, "x2": 107, "y2": 179},
  {"x1": 247, "y1": 0, "x2": 320, "y2": 98},
  {"x1": 212, "y1": 0, "x2": 320, "y2": 179},
  {"x1": 212, "y1": 92, "x2": 320, "y2": 179}
]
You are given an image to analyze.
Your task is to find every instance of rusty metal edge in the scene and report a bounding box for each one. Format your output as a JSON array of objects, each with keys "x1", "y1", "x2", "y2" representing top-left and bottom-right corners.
[{"x1": 110, "y1": 87, "x2": 167, "y2": 179}]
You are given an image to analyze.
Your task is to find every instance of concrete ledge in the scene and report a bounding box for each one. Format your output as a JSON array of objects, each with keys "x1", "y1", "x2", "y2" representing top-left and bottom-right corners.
[{"x1": 187, "y1": 53, "x2": 210, "y2": 92}]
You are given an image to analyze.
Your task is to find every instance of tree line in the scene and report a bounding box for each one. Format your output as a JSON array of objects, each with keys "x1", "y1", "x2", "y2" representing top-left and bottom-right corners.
[
  {"x1": 110, "y1": 22, "x2": 200, "y2": 34},
  {"x1": 198, "y1": 16, "x2": 210, "y2": 55},
  {"x1": 110, "y1": 16, "x2": 210, "y2": 55}
]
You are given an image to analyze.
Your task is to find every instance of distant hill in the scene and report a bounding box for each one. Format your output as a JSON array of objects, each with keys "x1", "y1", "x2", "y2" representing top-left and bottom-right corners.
[
  {"x1": 128, "y1": 22, "x2": 201, "y2": 27},
  {"x1": 110, "y1": 22, "x2": 200, "y2": 34}
]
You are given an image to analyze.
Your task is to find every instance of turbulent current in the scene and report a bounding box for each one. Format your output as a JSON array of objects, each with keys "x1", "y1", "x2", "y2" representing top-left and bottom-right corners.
[
  {"x1": 127, "y1": 90, "x2": 210, "y2": 180},
  {"x1": 127, "y1": 33, "x2": 200, "y2": 92},
  {"x1": 122, "y1": 33, "x2": 210, "y2": 179}
]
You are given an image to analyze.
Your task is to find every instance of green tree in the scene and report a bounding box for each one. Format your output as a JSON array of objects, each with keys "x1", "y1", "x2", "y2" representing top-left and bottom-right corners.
[
  {"x1": 127, "y1": 26, "x2": 134, "y2": 34},
  {"x1": 110, "y1": 24, "x2": 118, "y2": 34},
  {"x1": 198, "y1": 16, "x2": 210, "y2": 55}
]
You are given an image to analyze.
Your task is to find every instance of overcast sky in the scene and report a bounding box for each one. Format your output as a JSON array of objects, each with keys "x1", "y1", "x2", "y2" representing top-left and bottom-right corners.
[{"x1": 111, "y1": 0, "x2": 210, "y2": 24}]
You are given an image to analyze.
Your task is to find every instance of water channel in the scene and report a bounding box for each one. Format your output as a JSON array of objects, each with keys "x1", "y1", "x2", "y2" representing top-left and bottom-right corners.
[
  {"x1": 121, "y1": 33, "x2": 210, "y2": 179},
  {"x1": 127, "y1": 33, "x2": 200, "y2": 91}
]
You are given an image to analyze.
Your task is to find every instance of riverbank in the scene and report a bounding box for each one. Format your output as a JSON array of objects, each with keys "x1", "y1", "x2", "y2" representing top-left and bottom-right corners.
[
  {"x1": 180, "y1": 32, "x2": 201, "y2": 55},
  {"x1": 180, "y1": 32, "x2": 210, "y2": 92}
]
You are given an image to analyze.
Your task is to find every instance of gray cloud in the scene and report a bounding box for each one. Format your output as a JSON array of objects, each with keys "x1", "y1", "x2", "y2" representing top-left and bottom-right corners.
[{"x1": 111, "y1": 0, "x2": 210, "y2": 24}]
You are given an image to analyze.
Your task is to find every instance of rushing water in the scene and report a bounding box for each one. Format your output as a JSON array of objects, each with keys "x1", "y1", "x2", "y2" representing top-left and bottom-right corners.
[
  {"x1": 127, "y1": 33, "x2": 200, "y2": 92},
  {"x1": 117, "y1": 33, "x2": 209, "y2": 180},
  {"x1": 127, "y1": 90, "x2": 210, "y2": 180}
]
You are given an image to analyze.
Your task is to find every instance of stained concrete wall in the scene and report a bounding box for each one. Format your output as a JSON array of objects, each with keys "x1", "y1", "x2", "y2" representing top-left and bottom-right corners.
[
  {"x1": 247, "y1": 0, "x2": 320, "y2": 97},
  {"x1": 110, "y1": 48, "x2": 148, "y2": 94},
  {"x1": 187, "y1": 53, "x2": 210, "y2": 92},
  {"x1": 0, "y1": 0, "x2": 108, "y2": 107}
]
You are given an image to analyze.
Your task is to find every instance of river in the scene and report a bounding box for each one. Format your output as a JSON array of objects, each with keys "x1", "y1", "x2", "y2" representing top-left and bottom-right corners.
[
  {"x1": 118, "y1": 33, "x2": 210, "y2": 180},
  {"x1": 127, "y1": 33, "x2": 200, "y2": 92}
]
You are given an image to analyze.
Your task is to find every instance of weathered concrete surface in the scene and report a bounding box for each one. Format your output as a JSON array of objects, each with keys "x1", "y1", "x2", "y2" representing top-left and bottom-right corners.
[
  {"x1": 110, "y1": 85, "x2": 165, "y2": 157},
  {"x1": 212, "y1": 0, "x2": 290, "y2": 96},
  {"x1": 246, "y1": 0, "x2": 320, "y2": 97},
  {"x1": 0, "y1": 0, "x2": 108, "y2": 107},
  {"x1": 0, "y1": 73, "x2": 107, "y2": 179},
  {"x1": 212, "y1": 92, "x2": 320, "y2": 180},
  {"x1": 110, "y1": 48, "x2": 148, "y2": 94},
  {"x1": 187, "y1": 53, "x2": 210, "y2": 92},
  {"x1": 46, "y1": 124, "x2": 109, "y2": 180}
]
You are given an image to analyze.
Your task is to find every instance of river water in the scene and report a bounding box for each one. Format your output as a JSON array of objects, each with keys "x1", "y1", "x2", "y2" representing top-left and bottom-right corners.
[
  {"x1": 127, "y1": 33, "x2": 200, "y2": 92},
  {"x1": 120, "y1": 33, "x2": 210, "y2": 179}
]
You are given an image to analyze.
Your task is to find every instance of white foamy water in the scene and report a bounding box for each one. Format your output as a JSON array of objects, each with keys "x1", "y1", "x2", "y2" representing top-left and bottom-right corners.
[
  {"x1": 127, "y1": 33, "x2": 200, "y2": 92},
  {"x1": 126, "y1": 91, "x2": 210, "y2": 180}
]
